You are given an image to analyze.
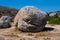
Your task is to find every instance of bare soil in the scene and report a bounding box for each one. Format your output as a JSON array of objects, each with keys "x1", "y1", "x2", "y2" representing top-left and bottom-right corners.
[{"x1": 0, "y1": 24, "x2": 60, "y2": 40}]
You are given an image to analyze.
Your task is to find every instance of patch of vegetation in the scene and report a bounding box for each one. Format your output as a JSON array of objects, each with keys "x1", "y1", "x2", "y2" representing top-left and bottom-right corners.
[
  {"x1": 47, "y1": 11, "x2": 60, "y2": 24},
  {"x1": 48, "y1": 16, "x2": 60, "y2": 24},
  {"x1": 44, "y1": 37, "x2": 51, "y2": 40},
  {"x1": 27, "y1": 32, "x2": 33, "y2": 36},
  {"x1": 27, "y1": 32, "x2": 45, "y2": 37},
  {"x1": 34, "y1": 32, "x2": 45, "y2": 38},
  {"x1": 20, "y1": 37, "x2": 25, "y2": 40},
  {"x1": 4, "y1": 29, "x2": 21, "y2": 37}
]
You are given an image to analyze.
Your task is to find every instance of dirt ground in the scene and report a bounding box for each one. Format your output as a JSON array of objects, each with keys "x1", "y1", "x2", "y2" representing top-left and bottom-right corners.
[{"x1": 0, "y1": 24, "x2": 60, "y2": 40}]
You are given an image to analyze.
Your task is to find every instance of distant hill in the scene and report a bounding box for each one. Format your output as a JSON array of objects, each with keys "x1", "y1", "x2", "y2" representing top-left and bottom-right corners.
[{"x1": 0, "y1": 6, "x2": 18, "y2": 18}]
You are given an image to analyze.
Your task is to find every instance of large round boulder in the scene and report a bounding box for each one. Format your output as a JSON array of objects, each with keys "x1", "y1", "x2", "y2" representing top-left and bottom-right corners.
[{"x1": 16, "y1": 6, "x2": 48, "y2": 32}]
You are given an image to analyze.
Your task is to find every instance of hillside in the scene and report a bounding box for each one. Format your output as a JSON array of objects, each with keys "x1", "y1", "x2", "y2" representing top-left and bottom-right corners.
[
  {"x1": 0, "y1": 6, "x2": 60, "y2": 40},
  {"x1": 0, "y1": 6, "x2": 18, "y2": 18},
  {"x1": 48, "y1": 11, "x2": 60, "y2": 24}
]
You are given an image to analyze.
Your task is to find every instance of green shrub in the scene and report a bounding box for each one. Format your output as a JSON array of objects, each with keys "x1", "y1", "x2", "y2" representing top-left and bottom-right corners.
[{"x1": 48, "y1": 16, "x2": 60, "y2": 24}]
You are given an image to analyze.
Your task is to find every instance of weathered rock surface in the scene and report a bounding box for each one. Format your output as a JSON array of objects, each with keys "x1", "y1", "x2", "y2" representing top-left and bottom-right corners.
[
  {"x1": 13, "y1": 6, "x2": 48, "y2": 32},
  {"x1": 0, "y1": 16, "x2": 12, "y2": 28}
]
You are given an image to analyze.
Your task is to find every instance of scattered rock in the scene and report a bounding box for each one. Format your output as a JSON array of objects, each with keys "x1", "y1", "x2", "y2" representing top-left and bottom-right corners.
[
  {"x1": 13, "y1": 6, "x2": 48, "y2": 32},
  {"x1": 0, "y1": 16, "x2": 12, "y2": 28}
]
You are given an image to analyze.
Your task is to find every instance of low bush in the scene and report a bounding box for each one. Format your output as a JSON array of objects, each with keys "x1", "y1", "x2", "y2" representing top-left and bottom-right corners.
[{"x1": 48, "y1": 16, "x2": 60, "y2": 24}]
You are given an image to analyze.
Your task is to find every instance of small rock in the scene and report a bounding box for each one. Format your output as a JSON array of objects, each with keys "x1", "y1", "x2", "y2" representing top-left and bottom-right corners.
[
  {"x1": 0, "y1": 16, "x2": 12, "y2": 28},
  {"x1": 49, "y1": 13, "x2": 56, "y2": 17}
]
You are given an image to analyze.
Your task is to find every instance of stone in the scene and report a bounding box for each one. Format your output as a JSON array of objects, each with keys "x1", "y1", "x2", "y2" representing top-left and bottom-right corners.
[
  {"x1": 13, "y1": 6, "x2": 48, "y2": 32},
  {"x1": 49, "y1": 13, "x2": 56, "y2": 17},
  {"x1": 0, "y1": 16, "x2": 12, "y2": 28}
]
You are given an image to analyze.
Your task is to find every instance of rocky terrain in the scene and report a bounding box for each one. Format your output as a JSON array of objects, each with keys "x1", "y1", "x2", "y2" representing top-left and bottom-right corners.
[
  {"x1": 0, "y1": 6, "x2": 60, "y2": 40},
  {"x1": 0, "y1": 6, "x2": 18, "y2": 28},
  {"x1": 0, "y1": 24, "x2": 60, "y2": 40},
  {"x1": 0, "y1": 6, "x2": 18, "y2": 18}
]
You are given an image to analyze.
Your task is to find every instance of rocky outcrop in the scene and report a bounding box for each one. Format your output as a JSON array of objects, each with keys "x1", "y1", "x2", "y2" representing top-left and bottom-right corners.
[
  {"x1": 48, "y1": 11, "x2": 60, "y2": 17},
  {"x1": 49, "y1": 13, "x2": 56, "y2": 17},
  {"x1": 0, "y1": 16, "x2": 12, "y2": 28},
  {"x1": 0, "y1": 6, "x2": 18, "y2": 21},
  {"x1": 13, "y1": 6, "x2": 48, "y2": 32}
]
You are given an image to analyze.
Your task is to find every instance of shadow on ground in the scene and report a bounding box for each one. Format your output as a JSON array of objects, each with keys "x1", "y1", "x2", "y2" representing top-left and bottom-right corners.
[
  {"x1": 19, "y1": 27, "x2": 54, "y2": 33},
  {"x1": 0, "y1": 26, "x2": 54, "y2": 33},
  {"x1": 0, "y1": 25, "x2": 11, "y2": 29},
  {"x1": 42, "y1": 27, "x2": 54, "y2": 32}
]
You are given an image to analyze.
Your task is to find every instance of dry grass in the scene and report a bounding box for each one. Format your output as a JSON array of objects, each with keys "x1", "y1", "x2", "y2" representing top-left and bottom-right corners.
[
  {"x1": 27, "y1": 32, "x2": 33, "y2": 36},
  {"x1": 27, "y1": 32, "x2": 45, "y2": 38},
  {"x1": 44, "y1": 37, "x2": 51, "y2": 40},
  {"x1": 20, "y1": 37, "x2": 25, "y2": 40},
  {"x1": 34, "y1": 32, "x2": 45, "y2": 38},
  {"x1": 38, "y1": 32, "x2": 45, "y2": 36},
  {"x1": 50, "y1": 24, "x2": 55, "y2": 26},
  {"x1": 4, "y1": 29, "x2": 21, "y2": 37}
]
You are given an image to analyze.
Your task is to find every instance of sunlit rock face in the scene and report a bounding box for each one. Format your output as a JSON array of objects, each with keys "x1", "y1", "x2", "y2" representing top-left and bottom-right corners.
[{"x1": 16, "y1": 6, "x2": 48, "y2": 32}]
